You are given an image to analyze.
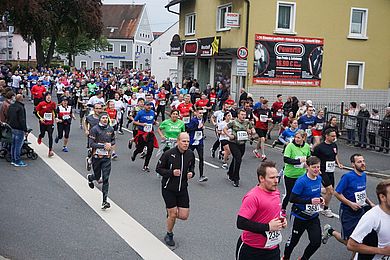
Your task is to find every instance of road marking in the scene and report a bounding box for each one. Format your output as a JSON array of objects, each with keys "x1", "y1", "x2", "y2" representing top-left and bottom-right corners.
[
  {"x1": 195, "y1": 158, "x2": 220, "y2": 169},
  {"x1": 28, "y1": 134, "x2": 181, "y2": 260}
]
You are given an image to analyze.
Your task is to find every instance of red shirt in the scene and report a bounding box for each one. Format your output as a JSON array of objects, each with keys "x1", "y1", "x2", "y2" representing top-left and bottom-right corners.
[
  {"x1": 195, "y1": 99, "x2": 209, "y2": 109},
  {"x1": 271, "y1": 101, "x2": 284, "y2": 117},
  {"x1": 209, "y1": 93, "x2": 217, "y2": 104},
  {"x1": 36, "y1": 101, "x2": 57, "y2": 125},
  {"x1": 157, "y1": 92, "x2": 166, "y2": 106},
  {"x1": 177, "y1": 102, "x2": 193, "y2": 118},
  {"x1": 31, "y1": 85, "x2": 47, "y2": 100}
]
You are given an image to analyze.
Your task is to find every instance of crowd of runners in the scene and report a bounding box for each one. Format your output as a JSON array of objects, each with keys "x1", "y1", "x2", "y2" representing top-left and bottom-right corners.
[{"x1": 0, "y1": 66, "x2": 389, "y2": 259}]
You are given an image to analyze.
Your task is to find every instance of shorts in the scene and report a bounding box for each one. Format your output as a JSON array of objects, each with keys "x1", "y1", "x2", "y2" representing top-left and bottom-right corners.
[
  {"x1": 312, "y1": 129, "x2": 322, "y2": 137},
  {"x1": 321, "y1": 172, "x2": 335, "y2": 188},
  {"x1": 255, "y1": 128, "x2": 268, "y2": 138},
  {"x1": 236, "y1": 236, "x2": 280, "y2": 260},
  {"x1": 220, "y1": 140, "x2": 229, "y2": 147},
  {"x1": 340, "y1": 206, "x2": 365, "y2": 240},
  {"x1": 162, "y1": 188, "x2": 190, "y2": 209},
  {"x1": 272, "y1": 117, "x2": 282, "y2": 124}
]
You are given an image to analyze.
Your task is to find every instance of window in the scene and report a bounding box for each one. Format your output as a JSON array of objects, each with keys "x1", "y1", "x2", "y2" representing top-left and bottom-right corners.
[
  {"x1": 107, "y1": 43, "x2": 114, "y2": 52},
  {"x1": 140, "y1": 46, "x2": 143, "y2": 53},
  {"x1": 80, "y1": 61, "x2": 87, "y2": 69},
  {"x1": 275, "y1": 1, "x2": 296, "y2": 34},
  {"x1": 185, "y1": 13, "x2": 196, "y2": 36},
  {"x1": 140, "y1": 63, "x2": 143, "y2": 70},
  {"x1": 217, "y1": 4, "x2": 232, "y2": 31},
  {"x1": 143, "y1": 47, "x2": 146, "y2": 54},
  {"x1": 348, "y1": 8, "x2": 368, "y2": 39},
  {"x1": 345, "y1": 61, "x2": 365, "y2": 89},
  {"x1": 93, "y1": 61, "x2": 101, "y2": 69},
  {"x1": 106, "y1": 62, "x2": 114, "y2": 70},
  {"x1": 136, "y1": 45, "x2": 139, "y2": 52},
  {"x1": 120, "y1": 44, "x2": 127, "y2": 53}
]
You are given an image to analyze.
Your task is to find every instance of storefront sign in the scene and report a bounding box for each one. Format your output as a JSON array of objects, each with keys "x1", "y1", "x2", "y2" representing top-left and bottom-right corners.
[
  {"x1": 253, "y1": 34, "x2": 324, "y2": 87},
  {"x1": 170, "y1": 36, "x2": 221, "y2": 57},
  {"x1": 100, "y1": 55, "x2": 125, "y2": 59},
  {"x1": 184, "y1": 40, "x2": 198, "y2": 56},
  {"x1": 170, "y1": 34, "x2": 183, "y2": 56},
  {"x1": 225, "y1": 13, "x2": 240, "y2": 28}
]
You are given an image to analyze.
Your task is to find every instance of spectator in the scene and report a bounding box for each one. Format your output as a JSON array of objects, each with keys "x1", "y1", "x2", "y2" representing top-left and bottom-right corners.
[
  {"x1": 0, "y1": 91, "x2": 15, "y2": 123},
  {"x1": 367, "y1": 109, "x2": 380, "y2": 150},
  {"x1": 356, "y1": 104, "x2": 370, "y2": 148},
  {"x1": 378, "y1": 107, "x2": 390, "y2": 154},
  {"x1": 344, "y1": 102, "x2": 358, "y2": 145}
]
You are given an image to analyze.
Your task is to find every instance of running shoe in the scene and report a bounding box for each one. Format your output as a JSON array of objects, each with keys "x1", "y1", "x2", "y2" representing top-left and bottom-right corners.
[
  {"x1": 101, "y1": 201, "x2": 111, "y2": 210},
  {"x1": 321, "y1": 209, "x2": 334, "y2": 218},
  {"x1": 253, "y1": 149, "x2": 261, "y2": 158},
  {"x1": 142, "y1": 166, "x2": 150, "y2": 172},
  {"x1": 210, "y1": 148, "x2": 216, "y2": 158},
  {"x1": 87, "y1": 174, "x2": 94, "y2": 189},
  {"x1": 232, "y1": 180, "x2": 240, "y2": 187},
  {"x1": 131, "y1": 153, "x2": 136, "y2": 161},
  {"x1": 261, "y1": 154, "x2": 267, "y2": 162},
  {"x1": 128, "y1": 139, "x2": 133, "y2": 149},
  {"x1": 112, "y1": 153, "x2": 118, "y2": 160},
  {"x1": 272, "y1": 140, "x2": 277, "y2": 148},
  {"x1": 267, "y1": 133, "x2": 271, "y2": 140},
  {"x1": 62, "y1": 146, "x2": 69, "y2": 152},
  {"x1": 54, "y1": 136, "x2": 59, "y2": 144},
  {"x1": 14, "y1": 161, "x2": 27, "y2": 167},
  {"x1": 86, "y1": 157, "x2": 92, "y2": 171},
  {"x1": 37, "y1": 137, "x2": 42, "y2": 145},
  {"x1": 222, "y1": 163, "x2": 228, "y2": 170},
  {"x1": 48, "y1": 150, "x2": 54, "y2": 157},
  {"x1": 118, "y1": 130, "x2": 124, "y2": 135},
  {"x1": 198, "y1": 176, "x2": 208, "y2": 182},
  {"x1": 164, "y1": 232, "x2": 175, "y2": 247},
  {"x1": 140, "y1": 151, "x2": 146, "y2": 159},
  {"x1": 322, "y1": 224, "x2": 333, "y2": 244}
]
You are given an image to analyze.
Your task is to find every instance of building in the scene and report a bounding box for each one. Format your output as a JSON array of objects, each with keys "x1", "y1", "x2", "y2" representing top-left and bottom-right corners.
[
  {"x1": 165, "y1": 0, "x2": 390, "y2": 105},
  {"x1": 150, "y1": 22, "x2": 179, "y2": 84},
  {"x1": 75, "y1": 3, "x2": 153, "y2": 70},
  {"x1": 0, "y1": 25, "x2": 36, "y2": 63}
]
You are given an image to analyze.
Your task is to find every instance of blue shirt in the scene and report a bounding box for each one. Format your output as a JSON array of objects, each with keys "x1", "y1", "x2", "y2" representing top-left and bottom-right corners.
[
  {"x1": 298, "y1": 115, "x2": 316, "y2": 130},
  {"x1": 279, "y1": 127, "x2": 299, "y2": 144},
  {"x1": 336, "y1": 171, "x2": 367, "y2": 209},
  {"x1": 186, "y1": 117, "x2": 204, "y2": 146},
  {"x1": 180, "y1": 88, "x2": 188, "y2": 95},
  {"x1": 134, "y1": 109, "x2": 155, "y2": 132},
  {"x1": 292, "y1": 173, "x2": 322, "y2": 220}
]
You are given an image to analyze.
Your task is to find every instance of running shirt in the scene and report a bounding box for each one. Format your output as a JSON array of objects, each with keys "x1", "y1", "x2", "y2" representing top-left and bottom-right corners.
[
  {"x1": 159, "y1": 119, "x2": 185, "y2": 139},
  {"x1": 195, "y1": 99, "x2": 210, "y2": 112},
  {"x1": 218, "y1": 121, "x2": 231, "y2": 141},
  {"x1": 213, "y1": 110, "x2": 225, "y2": 125},
  {"x1": 36, "y1": 101, "x2": 57, "y2": 125},
  {"x1": 336, "y1": 171, "x2": 367, "y2": 209},
  {"x1": 291, "y1": 173, "x2": 322, "y2": 220},
  {"x1": 283, "y1": 142, "x2": 311, "y2": 178},
  {"x1": 350, "y1": 205, "x2": 390, "y2": 260},
  {"x1": 134, "y1": 109, "x2": 155, "y2": 132},
  {"x1": 314, "y1": 116, "x2": 326, "y2": 130},
  {"x1": 227, "y1": 119, "x2": 253, "y2": 145},
  {"x1": 86, "y1": 115, "x2": 99, "y2": 130},
  {"x1": 254, "y1": 108, "x2": 272, "y2": 130},
  {"x1": 238, "y1": 186, "x2": 282, "y2": 249},
  {"x1": 106, "y1": 108, "x2": 117, "y2": 126},
  {"x1": 279, "y1": 128, "x2": 299, "y2": 144},
  {"x1": 298, "y1": 115, "x2": 316, "y2": 136},
  {"x1": 187, "y1": 117, "x2": 204, "y2": 146},
  {"x1": 209, "y1": 92, "x2": 217, "y2": 105},
  {"x1": 313, "y1": 142, "x2": 338, "y2": 174},
  {"x1": 177, "y1": 102, "x2": 193, "y2": 122},
  {"x1": 271, "y1": 101, "x2": 284, "y2": 118},
  {"x1": 56, "y1": 105, "x2": 72, "y2": 125}
]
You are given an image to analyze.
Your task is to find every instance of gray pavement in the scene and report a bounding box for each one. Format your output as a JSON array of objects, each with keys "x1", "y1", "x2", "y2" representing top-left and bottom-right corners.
[{"x1": 0, "y1": 100, "x2": 387, "y2": 259}]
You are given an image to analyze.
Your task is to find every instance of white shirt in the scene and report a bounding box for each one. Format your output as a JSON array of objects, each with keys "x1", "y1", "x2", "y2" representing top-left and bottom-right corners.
[
  {"x1": 213, "y1": 110, "x2": 225, "y2": 125},
  {"x1": 218, "y1": 121, "x2": 231, "y2": 141},
  {"x1": 350, "y1": 205, "x2": 390, "y2": 260},
  {"x1": 87, "y1": 96, "x2": 105, "y2": 106},
  {"x1": 171, "y1": 100, "x2": 184, "y2": 109},
  {"x1": 11, "y1": 75, "x2": 22, "y2": 88}
]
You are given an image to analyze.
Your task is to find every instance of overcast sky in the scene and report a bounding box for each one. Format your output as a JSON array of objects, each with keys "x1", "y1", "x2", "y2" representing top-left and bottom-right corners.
[{"x1": 102, "y1": 0, "x2": 179, "y2": 32}]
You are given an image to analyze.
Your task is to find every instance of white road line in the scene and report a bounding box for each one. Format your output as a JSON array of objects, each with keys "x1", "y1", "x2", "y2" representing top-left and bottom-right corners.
[
  {"x1": 195, "y1": 158, "x2": 220, "y2": 169},
  {"x1": 28, "y1": 134, "x2": 181, "y2": 260}
]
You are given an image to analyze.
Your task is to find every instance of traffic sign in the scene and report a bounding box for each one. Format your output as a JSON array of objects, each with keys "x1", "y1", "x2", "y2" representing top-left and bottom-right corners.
[{"x1": 237, "y1": 46, "x2": 248, "y2": 59}]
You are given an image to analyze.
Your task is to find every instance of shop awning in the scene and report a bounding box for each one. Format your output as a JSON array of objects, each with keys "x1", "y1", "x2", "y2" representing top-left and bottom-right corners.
[{"x1": 165, "y1": 0, "x2": 188, "y2": 8}]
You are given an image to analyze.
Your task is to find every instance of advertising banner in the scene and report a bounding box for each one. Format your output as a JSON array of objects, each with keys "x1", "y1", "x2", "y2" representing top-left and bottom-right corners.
[{"x1": 253, "y1": 34, "x2": 324, "y2": 87}]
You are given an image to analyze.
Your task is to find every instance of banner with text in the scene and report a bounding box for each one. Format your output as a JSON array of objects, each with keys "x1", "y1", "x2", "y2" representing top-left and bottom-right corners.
[{"x1": 253, "y1": 34, "x2": 324, "y2": 87}]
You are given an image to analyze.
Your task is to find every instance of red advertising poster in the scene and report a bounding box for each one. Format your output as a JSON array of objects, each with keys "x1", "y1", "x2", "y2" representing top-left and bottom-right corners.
[{"x1": 253, "y1": 34, "x2": 324, "y2": 87}]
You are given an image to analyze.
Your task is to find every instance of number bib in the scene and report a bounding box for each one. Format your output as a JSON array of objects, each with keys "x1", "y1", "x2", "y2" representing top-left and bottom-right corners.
[
  {"x1": 294, "y1": 156, "x2": 305, "y2": 168},
  {"x1": 110, "y1": 119, "x2": 117, "y2": 126},
  {"x1": 305, "y1": 204, "x2": 321, "y2": 215},
  {"x1": 316, "y1": 123, "x2": 324, "y2": 130},
  {"x1": 194, "y1": 131, "x2": 203, "y2": 141},
  {"x1": 160, "y1": 100, "x2": 166, "y2": 106},
  {"x1": 276, "y1": 111, "x2": 283, "y2": 117},
  {"x1": 144, "y1": 124, "x2": 153, "y2": 132},
  {"x1": 62, "y1": 115, "x2": 71, "y2": 120},
  {"x1": 325, "y1": 161, "x2": 336, "y2": 172},
  {"x1": 96, "y1": 148, "x2": 108, "y2": 156},
  {"x1": 286, "y1": 137, "x2": 294, "y2": 143},
  {"x1": 260, "y1": 115, "x2": 268, "y2": 122},
  {"x1": 354, "y1": 190, "x2": 367, "y2": 206},
  {"x1": 236, "y1": 131, "x2": 249, "y2": 141},
  {"x1": 264, "y1": 231, "x2": 282, "y2": 248},
  {"x1": 44, "y1": 112, "x2": 53, "y2": 121},
  {"x1": 305, "y1": 128, "x2": 312, "y2": 136},
  {"x1": 183, "y1": 117, "x2": 190, "y2": 124}
]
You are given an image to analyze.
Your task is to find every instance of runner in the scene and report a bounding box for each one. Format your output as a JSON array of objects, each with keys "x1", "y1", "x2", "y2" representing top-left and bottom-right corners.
[
  {"x1": 312, "y1": 109, "x2": 326, "y2": 148},
  {"x1": 322, "y1": 154, "x2": 375, "y2": 259},
  {"x1": 35, "y1": 92, "x2": 57, "y2": 157},
  {"x1": 274, "y1": 119, "x2": 299, "y2": 149},
  {"x1": 217, "y1": 111, "x2": 232, "y2": 169},
  {"x1": 156, "y1": 132, "x2": 195, "y2": 247},
  {"x1": 78, "y1": 86, "x2": 90, "y2": 129},
  {"x1": 253, "y1": 99, "x2": 273, "y2": 161},
  {"x1": 298, "y1": 106, "x2": 316, "y2": 145},
  {"x1": 131, "y1": 101, "x2": 158, "y2": 172},
  {"x1": 55, "y1": 97, "x2": 76, "y2": 152},
  {"x1": 224, "y1": 109, "x2": 255, "y2": 187},
  {"x1": 268, "y1": 94, "x2": 284, "y2": 139},
  {"x1": 87, "y1": 112, "x2": 115, "y2": 210},
  {"x1": 31, "y1": 79, "x2": 46, "y2": 107},
  {"x1": 236, "y1": 161, "x2": 287, "y2": 260},
  {"x1": 105, "y1": 100, "x2": 118, "y2": 159},
  {"x1": 195, "y1": 93, "x2": 212, "y2": 123},
  {"x1": 210, "y1": 102, "x2": 230, "y2": 158},
  {"x1": 281, "y1": 130, "x2": 311, "y2": 216},
  {"x1": 312, "y1": 128, "x2": 343, "y2": 218},
  {"x1": 170, "y1": 94, "x2": 184, "y2": 110},
  {"x1": 186, "y1": 107, "x2": 208, "y2": 182},
  {"x1": 113, "y1": 92, "x2": 126, "y2": 135},
  {"x1": 127, "y1": 98, "x2": 145, "y2": 149},
  {"x1": 282, "y1": 156, "x2": 324, "y2": 260},
  {"x1": 177, "y1": 94, "x2": 193, "y2": 124},
  {"x1": 156, "y1": 85, "x2": 167, "y2": 121},
  {"x1": 157, "y1": 109, "x2": 185, "y2": 152},
  {"x1": 347, "y1": 180, "x2": 390, "y2": 260}
]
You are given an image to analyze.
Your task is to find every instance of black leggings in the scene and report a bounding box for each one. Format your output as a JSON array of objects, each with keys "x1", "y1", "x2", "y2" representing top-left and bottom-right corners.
[
  {"x1": 39, "y1": 124, "x2": 54, "y2": 149},
  {"x1": 212, "y1": 139, "x2": 220, "y2": 152},
  {"x1": 282, "y1": 176, "x2": 298, "y2": 210},
  {"x1": 190, "y1": 144, "x2": 204, "y2": 177},
  {"x1": 91, "y1": 157, "x2": 111, "y2": 203},
  {"x1": 57, "y1": 123, "x2": 71, "y2": 139},
  {"x1": 228, "y1": 142, "x2": 246, "y2": 181},
  {"x1": 133, "y1": 133, "x2": 154, "y2": 167},
  {"x1": 156, "y1": 105, "x2": 165, "y2": 121},
  {"x1": 284, "y1": 216, "x2": 321, "y2": 260}
]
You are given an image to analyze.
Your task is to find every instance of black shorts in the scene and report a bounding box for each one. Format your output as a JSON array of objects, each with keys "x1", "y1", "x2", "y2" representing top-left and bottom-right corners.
[
  {"x1": 272, "y1": 116, "x2": 282, "y2": 124},
  {"x1": 236, "y1": 236, "x2": 280, "y2": 260},
  {"x1": 162, "y1": 188, "x2": 190, "y2": 209},
  {"x1": 220, "y1": 140, "x2": 229, "y2": 147},
  {"x1": 340, "y1": 206, "x2": 365, "y2": 240},
  {"x1": 321, "y1": 172, "x2": 335, "y2": 188},
  {"x1": 256, "y1": 128, "x2": 268, "y2": 138}
]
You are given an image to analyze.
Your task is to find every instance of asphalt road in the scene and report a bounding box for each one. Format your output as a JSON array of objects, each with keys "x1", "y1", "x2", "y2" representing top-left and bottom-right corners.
[{"x1": 0, "y1": 101, "x2": 387, "y2": 260}]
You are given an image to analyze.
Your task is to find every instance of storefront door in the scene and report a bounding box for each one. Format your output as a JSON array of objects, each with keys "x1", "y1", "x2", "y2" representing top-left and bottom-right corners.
[{"x1": 197, "y1": 59, "x2": 210, "y2": 90}]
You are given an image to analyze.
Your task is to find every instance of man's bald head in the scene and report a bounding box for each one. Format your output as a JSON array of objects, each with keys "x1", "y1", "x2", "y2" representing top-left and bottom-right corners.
[{"x1": 15, "y1": 94, "x2": 23, "y2": 102}]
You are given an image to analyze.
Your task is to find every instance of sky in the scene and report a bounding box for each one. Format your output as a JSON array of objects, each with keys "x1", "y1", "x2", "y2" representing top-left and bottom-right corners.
[{"x1": 102, "y1": 0, "x2": 179, "y2": 32}]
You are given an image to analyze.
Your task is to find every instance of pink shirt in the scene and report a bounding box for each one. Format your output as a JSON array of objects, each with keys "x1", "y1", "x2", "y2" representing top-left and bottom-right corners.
[{"x1": 238, "y1": 186, "x2": 281, "y2": 249}]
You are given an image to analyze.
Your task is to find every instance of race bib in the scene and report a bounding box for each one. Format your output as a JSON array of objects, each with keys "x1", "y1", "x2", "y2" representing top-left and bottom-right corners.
[
  {"x1": 110, "y1": 119, "x2": 117, "y2": 126},
  {"x1": 44, "y1": 112, "x2": 53, "y2": 121},
  {"x1": 96, "y1": 148, "x2": 108, "y2": 156},
  {"x1": 316, "y1": 123, "x2": 324, "y2": 130},
  {"x1": 194, "y1": 131, "x2": 203, "y2": 141},
  {"x1": 160, "y1": 100, "x2": 166, "y2": 106},
  {"x1": 305, "y1": 128, "x2": 312, "y2": 136},
  {"x1": 286, "y1": 137, "x2": 294, "y2": 143},
  {"x1": 264, "y1": 231, "x2": 282, "y2": 248},
  {"x1": 236, "y1": 131, "x2": 249, "y2": 141},
  {"x1": 62, "y1": 115, "x2": 71, "y2": 120},
  {"x1": 260, "y1": 115, "x2": 268, "y2": 122},
  {"x1": 211, "y1": 98, "x2": 216, "y2": 103},
  {"x1": 305, "y1": 204, "x2": 321, "y2": 215},
  {"x1": 354, "y1": 190, "x2": 367, "y2": 206},
  {"x1": 294, "y1": 156, "x2": 305, "y2": 168},
  {"x1": 276, "y1": 112, "x2": 283, "y2": 117},
  {"x1": 183, "y1": 117, "x2": 190, "y2": 124},
  {"x1": 144, "y1": 123, "x2": 152, "y2": 132},
  {"x1": 325, "y1": 161, "x2": 336, "y2": 172}
]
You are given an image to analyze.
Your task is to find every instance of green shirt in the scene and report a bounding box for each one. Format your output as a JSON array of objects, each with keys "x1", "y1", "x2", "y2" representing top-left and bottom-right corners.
[
  {"x1": 159, "y1": 119, "x2": 185, "y2": 139},
  {"x1": 226, "y1": 119, "x2": 253, "y2": 145},
  {"x1": 283, "y1": 142, "x2": 311, "y2": 178}
]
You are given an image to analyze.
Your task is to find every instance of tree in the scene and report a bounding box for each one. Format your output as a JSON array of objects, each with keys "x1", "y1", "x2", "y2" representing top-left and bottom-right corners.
[{"x1": 2, "y1": 0, "x2": 103, "y2": 67}]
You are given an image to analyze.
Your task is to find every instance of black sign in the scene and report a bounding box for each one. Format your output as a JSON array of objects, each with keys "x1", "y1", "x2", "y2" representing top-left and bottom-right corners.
[
  {"x1": 169, "y1": 36, "x2": 221, "y2": 58},
  {"x1": 170, "y1": 34, "x2": 183, "y2": 56}
]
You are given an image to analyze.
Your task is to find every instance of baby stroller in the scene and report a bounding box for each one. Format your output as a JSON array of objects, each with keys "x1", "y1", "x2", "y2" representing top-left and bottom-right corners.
[{"x1": 0, "y1": 123, "x2": 38, "y2": 162}]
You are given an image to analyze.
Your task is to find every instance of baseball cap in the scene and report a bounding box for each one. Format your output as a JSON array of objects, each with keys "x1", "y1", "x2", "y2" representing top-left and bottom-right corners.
[{"x1": 145, "y1": 101, "x2": 153, "y2": 106}]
